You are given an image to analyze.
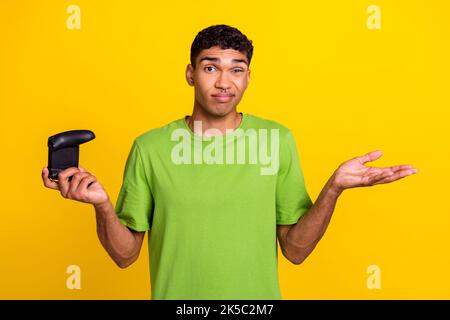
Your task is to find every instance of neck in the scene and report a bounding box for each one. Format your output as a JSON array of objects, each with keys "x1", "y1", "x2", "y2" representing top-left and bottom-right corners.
[{"x1": 187, "y1": 102, "x2": 242, "y2": 136}]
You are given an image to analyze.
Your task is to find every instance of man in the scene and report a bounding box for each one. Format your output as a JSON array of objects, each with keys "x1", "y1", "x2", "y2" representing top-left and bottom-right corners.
[{"x1": 42, "y1": 24, "x2": 418, "y2": 299}]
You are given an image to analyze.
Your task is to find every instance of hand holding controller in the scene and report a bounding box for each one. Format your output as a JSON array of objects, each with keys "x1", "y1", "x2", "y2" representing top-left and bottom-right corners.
[{"x1": 42, "y1": 130, "x2": 109, "y2": 207}]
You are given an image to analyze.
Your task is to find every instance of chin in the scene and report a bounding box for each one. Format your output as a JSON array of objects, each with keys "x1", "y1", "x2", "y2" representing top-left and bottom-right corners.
[{"x1": 206, "y1": 104, "x2": 235, "y2": 117}]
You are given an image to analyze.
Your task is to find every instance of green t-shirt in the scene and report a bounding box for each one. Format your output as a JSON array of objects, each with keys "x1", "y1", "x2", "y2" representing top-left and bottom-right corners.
[{"x1": 115, "y1": 113, "x2": 313, "y2": 299}]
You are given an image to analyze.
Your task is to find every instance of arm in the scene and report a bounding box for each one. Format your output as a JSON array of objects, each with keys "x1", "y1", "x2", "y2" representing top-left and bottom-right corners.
[
  {"x1": 42, "y1": 166, "x2": 146, "y2": 269},
  {"x1": 94, "y1": 200, "x2": 146, "y2": 269},
  {"x1": 277, "y1": 174, "x2": 341, "y2": 265},
  {"x1": 277, "y1": 150, "x2": 418, "y2": 265}
]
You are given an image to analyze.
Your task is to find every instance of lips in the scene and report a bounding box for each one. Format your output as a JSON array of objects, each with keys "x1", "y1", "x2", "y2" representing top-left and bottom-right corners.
[{"x1": 211, "y1": 94, "x2": 234, "y2": 103}]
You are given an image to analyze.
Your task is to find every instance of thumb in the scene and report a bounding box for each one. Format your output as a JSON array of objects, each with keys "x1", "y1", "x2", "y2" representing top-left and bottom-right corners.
[
  {"x1": 358, "y1": 150, "x2": 383, "y2": 164},
  {"x1": 78, "y1": 165, "x2": 88, "y2": 173}
]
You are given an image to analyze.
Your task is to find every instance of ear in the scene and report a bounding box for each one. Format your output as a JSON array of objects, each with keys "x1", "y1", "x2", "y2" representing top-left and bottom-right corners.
[
  {"x1": 243, "y1": 68, "x2": 250, "y2": 90},
  {"x1": 186, "y1": 64, "x2": 195, "y2": 86}
]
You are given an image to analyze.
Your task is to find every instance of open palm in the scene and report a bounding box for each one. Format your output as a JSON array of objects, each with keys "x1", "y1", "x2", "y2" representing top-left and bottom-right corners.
[{"x1": 333, "y1": 150, "x2": 418, "y2": 191}]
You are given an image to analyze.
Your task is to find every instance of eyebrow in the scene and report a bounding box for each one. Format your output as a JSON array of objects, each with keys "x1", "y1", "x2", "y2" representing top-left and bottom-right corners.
[{"x1": 199, "y1": 56, "x2": 248, "y2": 65}]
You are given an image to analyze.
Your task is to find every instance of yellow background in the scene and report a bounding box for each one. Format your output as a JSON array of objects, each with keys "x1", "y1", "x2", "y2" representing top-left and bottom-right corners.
[{"x1": 0, "y1": 0, "x2": 449, "y2": 299}]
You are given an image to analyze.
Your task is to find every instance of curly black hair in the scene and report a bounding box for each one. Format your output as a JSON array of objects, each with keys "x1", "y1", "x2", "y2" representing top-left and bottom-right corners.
[{"x1": 190, "y1": 24, "x2": 254, "y2": 69}]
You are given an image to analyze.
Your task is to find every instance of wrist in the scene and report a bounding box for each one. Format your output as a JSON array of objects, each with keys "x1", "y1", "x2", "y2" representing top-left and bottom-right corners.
[
  {"x1": 93, "y1": 198, "x2": 111, "y2": 211},
  {"x1": 328, "y1": 173, "x2": 344, "y2": 196}
]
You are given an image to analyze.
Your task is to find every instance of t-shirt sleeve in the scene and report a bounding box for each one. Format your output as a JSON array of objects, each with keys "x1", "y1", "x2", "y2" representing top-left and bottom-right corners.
[
  {"x1": 115, "y1": 139, "x2": 154, "y2": 232},
  {"x1": 276, "y1": 130, "x2": 313, "y2": 225}
]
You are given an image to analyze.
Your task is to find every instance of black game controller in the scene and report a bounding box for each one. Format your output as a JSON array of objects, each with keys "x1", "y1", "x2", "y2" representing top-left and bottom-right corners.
[{"x1": 47, "y1": 130, "x2": 95, "y2": 181}]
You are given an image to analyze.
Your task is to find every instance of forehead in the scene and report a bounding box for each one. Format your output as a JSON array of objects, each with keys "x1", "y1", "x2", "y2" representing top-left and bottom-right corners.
[{"x1": 197, "y1": 46, "x2": 248, "y2": 64}]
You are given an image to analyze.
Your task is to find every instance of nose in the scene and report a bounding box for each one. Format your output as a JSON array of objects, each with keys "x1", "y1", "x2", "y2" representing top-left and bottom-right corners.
[{"x1": 215, "y1": 71, "x2": 232, "y2": 91}]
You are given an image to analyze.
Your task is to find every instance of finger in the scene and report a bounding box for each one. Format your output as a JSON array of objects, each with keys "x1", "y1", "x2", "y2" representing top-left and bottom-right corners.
[
  {"x1": 365, "y1": 167, "x2": 383, "y2": 176},
  {"x1": 77, "y1": 175, "x2": 98, "y2": 196},
  {"x1": 367, "y1": 165, "x2": 412, "y2": 178},
  {"x1": 382, "y1": 164, "x2": 414, "y2": 172},
  {"x1": 67, "y1": 172, "x2": 91, "y2": 199},
  {"x1": 58, "y1": 167, "x2": 81, "y2": 198},
  {"x1": 368, "y1": 170, "x2": 395, "y2": 185},
  {"x1": 41, "y1": 167, "x2": 59, "y2": 190},
  {"x1": 78, "y1": 165, "x2": 88, "y2": 173},
  {"x1": 357, "y1": 150, "x2": 383, "y2": 165},
  {"x1": 380, "y1": 165, "x2": 419, "y2": 177},
  {"x1": 373, "y1": 168, "x2": 418, "y2": 185}
]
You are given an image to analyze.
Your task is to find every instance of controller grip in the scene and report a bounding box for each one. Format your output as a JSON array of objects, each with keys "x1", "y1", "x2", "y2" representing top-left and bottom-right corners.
[
  {"x1": 48, "y1": 130, "x2": 95, "y2": 150},
  {"x1": 47, "y1": 130, "x2": 95, "y2": 180}
]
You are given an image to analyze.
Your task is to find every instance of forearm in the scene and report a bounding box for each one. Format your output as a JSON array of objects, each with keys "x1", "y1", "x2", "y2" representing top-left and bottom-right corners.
[
  {"x1": 94, "y1": 200, "x2": 139, "y2": 267},
  {"x1": 286, "y1": 173, "x2": 342, "y2": 263}
]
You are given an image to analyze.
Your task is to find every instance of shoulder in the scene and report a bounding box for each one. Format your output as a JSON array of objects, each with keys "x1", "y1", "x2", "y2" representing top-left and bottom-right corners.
[
  {"x1": 246, "y1": 113, "x2": 292, "y2": 139},
  {"x1": 133, "y1": 117, "x2": 183, "y2": 149}
]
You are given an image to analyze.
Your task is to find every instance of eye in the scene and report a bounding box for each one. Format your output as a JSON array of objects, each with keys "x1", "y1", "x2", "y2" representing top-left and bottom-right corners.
[
  {"x1": 204, "y1": 66, "x2": 216, "y2": 72},
  {"x1": 233, "y1": 68, "x2": 244, "y2": 74}
]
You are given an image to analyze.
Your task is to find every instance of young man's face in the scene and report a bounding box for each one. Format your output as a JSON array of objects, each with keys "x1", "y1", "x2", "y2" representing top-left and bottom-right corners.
[{"x1": 186, "y1": 46, "x2": 251, "y2": 117}]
